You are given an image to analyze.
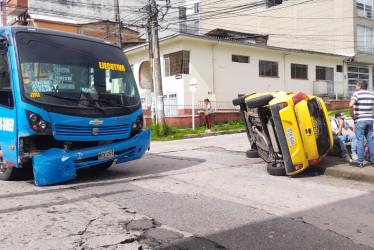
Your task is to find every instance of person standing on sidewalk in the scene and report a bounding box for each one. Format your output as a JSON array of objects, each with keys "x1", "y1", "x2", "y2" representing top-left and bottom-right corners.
[
  {"x1": 203, "y1": 98, "x2": 213, "y2": 133},
  {"x1": 330, "y1": 111, "x2": 357, "y2": 162},
  {"x1": 349, "y1": 80, "x2": 374, "y2": 167}
]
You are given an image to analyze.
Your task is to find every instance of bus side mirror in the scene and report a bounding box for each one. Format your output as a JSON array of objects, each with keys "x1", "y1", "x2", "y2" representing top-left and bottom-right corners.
[{"x1": 0, "y1": 34, "x2": 10, "y2": 55}]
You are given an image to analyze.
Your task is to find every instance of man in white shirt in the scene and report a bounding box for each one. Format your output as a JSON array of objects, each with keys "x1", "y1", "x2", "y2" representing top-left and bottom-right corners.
[{"x1": 330, "y1": 111, "x2": 357, "y2": 162}]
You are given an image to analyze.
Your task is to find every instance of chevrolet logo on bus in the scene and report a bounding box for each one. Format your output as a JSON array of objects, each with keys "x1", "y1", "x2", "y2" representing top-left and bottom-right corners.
[{"x1": 89, "y1": 120, "x2": 103, "y2": 125}]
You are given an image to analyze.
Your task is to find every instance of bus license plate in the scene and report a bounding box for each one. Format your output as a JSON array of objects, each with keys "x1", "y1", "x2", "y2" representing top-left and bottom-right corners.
[
  {"x1": 98, "y1": 149, "x2": 114, "y2": 160},
  {"x1": 285, "y1": 128, "x2": 296, "y2": 147}
]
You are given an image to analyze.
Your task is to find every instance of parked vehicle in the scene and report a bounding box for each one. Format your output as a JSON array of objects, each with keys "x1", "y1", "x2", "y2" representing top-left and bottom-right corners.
[
  {"x1": 233, "y1": 92, "x2": 333, "y2": 176},
  {"x1": 0, "y1": 26, "x2": 150, "y2": 185}
]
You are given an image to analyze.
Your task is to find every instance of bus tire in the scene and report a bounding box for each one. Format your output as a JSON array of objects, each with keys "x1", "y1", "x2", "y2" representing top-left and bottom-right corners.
[
  {"x1": 267, "y1": 162, "x2": 286, "y2": 176},
  {"x1": 246, "y1": 95, "x2": 274, "y2": 109},
  {"x1": 0, "y1": 148, "x2": 18, "y2": 181}
]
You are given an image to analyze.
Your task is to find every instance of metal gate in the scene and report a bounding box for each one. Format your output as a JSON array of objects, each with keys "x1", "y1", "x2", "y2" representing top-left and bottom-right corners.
[{"x1": 164, "y1": 93, "x2": 178, "y2": 116}]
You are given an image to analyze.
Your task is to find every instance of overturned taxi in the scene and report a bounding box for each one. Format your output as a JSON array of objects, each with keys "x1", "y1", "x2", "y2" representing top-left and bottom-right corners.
[{"x1": 233, "y1": 92, "x2": 333, "y2": 176}]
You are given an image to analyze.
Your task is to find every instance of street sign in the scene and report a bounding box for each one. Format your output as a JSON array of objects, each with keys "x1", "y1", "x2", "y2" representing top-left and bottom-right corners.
[
  {"x1": 189, "y1": 78, "x2": 198, "y2": 130},
  {"x1": 189, "y1": 78, "x2": 197, "y2": 92}
]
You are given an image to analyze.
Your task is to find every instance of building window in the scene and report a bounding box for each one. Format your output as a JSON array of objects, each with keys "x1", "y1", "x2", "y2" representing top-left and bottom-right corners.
[
  {"x1": 357, "y1": 0, "x2": 373, "y2": 18},
  {"x1": 259, "y1": 60, "x2": 278, "y2": 77},
  {"x1": 357, "y1": 25, "x2": 373, "y2": 53},
  {"x1": 194, "y1": 3, "x2": 200, "y2": 13},
  {"x1": 348, "y1": 65, "x2": 369, "y2": 90},
  {"x1": 336, "y1": 65, "x2": 343, "y2": 72},
  {"x1": 266, "y1": 0, "x2": 283, "y2": 8},
  {"x1": 232, "y1": 55, "x2": 249, "y2": 64},
  {"x1": 164, "y1": 51, "x2": 190, "y2": 77},
  {"x1": 316, "y1": 66, "x2": 333, "y2": 81},
  {"x1": 194, "y1": 21, "x2": 200, "y2": 34},
  {"x1": 179, "y1": 7, "x2": 187, "y2": 20},
  {"x1": 291, "y1": 63, "x2": 308, "y2": 79}
]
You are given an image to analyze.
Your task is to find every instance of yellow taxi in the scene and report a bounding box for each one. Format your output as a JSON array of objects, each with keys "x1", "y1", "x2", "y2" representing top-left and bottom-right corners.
[{"x1": 233, "y1": 92, "x2": 333, "y2": 176}]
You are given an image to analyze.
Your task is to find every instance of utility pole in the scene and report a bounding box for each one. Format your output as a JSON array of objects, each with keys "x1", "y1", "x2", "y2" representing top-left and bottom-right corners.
[
  {"x1": 148, "y1": 0, "x2": 165, "y2": 127},
  {"x1": 114, "y1": 0, "x2": 122, "y2": 47},
  {"x1": 1, "y1": 0, "x2": 6, "y2": 26}
]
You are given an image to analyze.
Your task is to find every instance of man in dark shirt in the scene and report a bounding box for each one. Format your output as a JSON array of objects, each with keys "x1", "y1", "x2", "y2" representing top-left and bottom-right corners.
[{"x1": 349, "y1": 80, "x2": 374, "y2": 167}]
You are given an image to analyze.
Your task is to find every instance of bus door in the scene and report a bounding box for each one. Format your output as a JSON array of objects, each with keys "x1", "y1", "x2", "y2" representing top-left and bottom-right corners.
[{"x1": 0, "y1": 34, "x2": 18, "y2": 168}]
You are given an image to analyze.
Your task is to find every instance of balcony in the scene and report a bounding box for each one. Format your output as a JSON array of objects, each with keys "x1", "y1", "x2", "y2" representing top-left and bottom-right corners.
[
  {"x1": 7, "y1": 0, "x2": 28, "y2": 16},
  {"x1": 313, "y1": 81, "x2": 345, "y2": 99}
]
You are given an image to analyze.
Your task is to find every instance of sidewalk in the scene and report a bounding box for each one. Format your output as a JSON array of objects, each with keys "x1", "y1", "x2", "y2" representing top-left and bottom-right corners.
[{"x1": 311, "y1": 156, "x2": 374, "y2": 185}]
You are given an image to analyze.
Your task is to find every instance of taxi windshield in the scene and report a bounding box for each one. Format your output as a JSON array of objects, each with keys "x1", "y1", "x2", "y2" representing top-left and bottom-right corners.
[{"x1": 15, "y1": 31, "x2": 140, "y2": 109}]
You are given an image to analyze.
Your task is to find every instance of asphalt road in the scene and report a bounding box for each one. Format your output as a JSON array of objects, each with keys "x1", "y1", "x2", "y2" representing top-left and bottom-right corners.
[{"x1": 1, "y1": 133, "x2": 374, "y2": 249}]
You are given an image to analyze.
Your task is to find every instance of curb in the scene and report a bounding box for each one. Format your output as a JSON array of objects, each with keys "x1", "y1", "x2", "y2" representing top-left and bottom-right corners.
[
  {"x1": 181, "y1": 129, "x2": 246, "y2": 139},
  {"x1": 311, "y1": 156, "x2": 374, "y2": 185}
]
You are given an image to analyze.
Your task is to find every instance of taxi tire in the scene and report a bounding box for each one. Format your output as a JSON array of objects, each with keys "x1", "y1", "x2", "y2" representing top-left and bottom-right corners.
[
  {"x1": 267, "y1": 162, "x2": 286, "y2": 176},
  {"x1": 246, "y1": 95, "x2": 274, "y2": 109},
  {"x1": 232, "y1": 96, "x2": 247, "y2": 106},
  {"x1": 246, "y1": 149, "x2": 259, "y2": 158},
  {"x1": 232, "y1": 93, "x2": 255, "y2": 106}
]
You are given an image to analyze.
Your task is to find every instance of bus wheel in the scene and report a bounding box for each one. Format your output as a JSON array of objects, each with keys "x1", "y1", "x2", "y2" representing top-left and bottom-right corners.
[
  {"x1": 0, "y1": 148, "x2": 17, "y2": 181},
  {"x1": 90, "y1": 161, "x2": 114, "y2": 171}
]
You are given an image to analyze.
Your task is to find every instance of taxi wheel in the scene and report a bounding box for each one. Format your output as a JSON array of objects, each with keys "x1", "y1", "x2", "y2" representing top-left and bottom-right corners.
[
  {"x1": 232, "y1": 96, "x2": 247, "y2": 106},
  {"x1": 90, "y1": 161, "x2": 114, "y2": 171},
  {"x1": 232, "y1": 93, "x2": 255, "y2": 106},
  {"x1": 246, "y1": 149, "x2": 259, "y2": 158},
  {"x1": 246, "y1": 95, "x2": 274, "y2": 109},
  {"x1": 267, "y1": 162, "x2": 286, "y2": 176}
]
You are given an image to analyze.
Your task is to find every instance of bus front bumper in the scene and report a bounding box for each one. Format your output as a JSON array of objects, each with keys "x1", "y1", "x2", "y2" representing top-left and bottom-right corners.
[{"x1": 33, "y1": 129, "x2": 151, "y2": 186}]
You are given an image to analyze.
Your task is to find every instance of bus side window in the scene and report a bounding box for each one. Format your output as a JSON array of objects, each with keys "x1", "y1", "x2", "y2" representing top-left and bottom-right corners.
[{"x1": 0, "y1": 54, "x2": 13, "y2": 107}]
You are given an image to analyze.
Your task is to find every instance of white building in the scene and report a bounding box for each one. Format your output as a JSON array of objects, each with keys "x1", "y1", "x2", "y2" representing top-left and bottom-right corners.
[
  {"x1": 125, "y1": 33, "x2": 349, "y2": 114},
  {"x1": 194, "y1": 0, "x2": 374, "y2": 94}
]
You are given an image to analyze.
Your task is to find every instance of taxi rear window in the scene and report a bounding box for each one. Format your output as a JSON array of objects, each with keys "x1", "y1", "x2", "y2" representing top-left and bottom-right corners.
[{"x1": 307, "y1": 98, "x2": 330, "y2": 155}]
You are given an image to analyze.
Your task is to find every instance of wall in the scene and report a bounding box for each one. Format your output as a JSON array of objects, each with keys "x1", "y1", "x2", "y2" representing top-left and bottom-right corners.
[
  {"x1": 34, "y1": 21, "x2": 77, "y2": 33},
  {"x1": 79, "y1": 22, "x2": 144, "y2": 43},
  {"x1": 201, "y1": 0, "x2": 355, "y2": 56}
]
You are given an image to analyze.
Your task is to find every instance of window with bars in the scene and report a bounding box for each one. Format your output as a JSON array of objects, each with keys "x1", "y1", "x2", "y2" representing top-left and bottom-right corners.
[
  {"x1": 357, "y1": 0, "x2": 373, "y2": 18},
  {"x1": 348, "y1": 65, "x2": 369, "y2": 88},
  {"x1": 232, "y1": 55, "x2": 249, "y2": 64},
  {"x1": 164, "y1": 51, "x2": 190, "y2": 77},
  {"x1": 259, "y1": 60, "x2": 278, "y2": 77},
  {"x1": 291, "y1": 63, "x2": 308, "y2": 79},
  {"x1": 316, "y1": 66, "x2": 333, "y2": 81}
]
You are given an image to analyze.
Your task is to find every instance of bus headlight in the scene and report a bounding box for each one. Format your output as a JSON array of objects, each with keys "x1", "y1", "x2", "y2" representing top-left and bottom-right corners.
[
  {"x1": 25, "y1": 110, "x2": 52, "y2": 134},
  {"x1": 131, "y1": 114, "x2": 143, "y2": 135}
]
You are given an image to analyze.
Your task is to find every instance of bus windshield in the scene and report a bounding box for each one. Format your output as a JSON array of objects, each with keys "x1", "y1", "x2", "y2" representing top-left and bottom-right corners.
[{"x1": 15, "y1": 31, "x2": 140, "y2": 111}]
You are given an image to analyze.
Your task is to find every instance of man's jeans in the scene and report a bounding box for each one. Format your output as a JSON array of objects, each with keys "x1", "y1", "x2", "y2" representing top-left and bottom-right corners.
[
  {"x1": 354, "y1": 120, "x2": 374, "y2": 164},
  {"x1": 338, "y1": 134, "x2": 357, "y2": 156}
]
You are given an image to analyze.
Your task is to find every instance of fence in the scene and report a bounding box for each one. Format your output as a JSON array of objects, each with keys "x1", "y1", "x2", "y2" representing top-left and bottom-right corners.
[
  {"x1": 313, "y1": 81, "x2": 345, "y2": 99},
  {"x1": 141, "y1": 98, "x2": 239, "y2": 117}
]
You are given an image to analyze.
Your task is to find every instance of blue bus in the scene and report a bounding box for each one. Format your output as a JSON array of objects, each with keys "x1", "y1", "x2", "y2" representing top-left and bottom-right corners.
[{"x1": 0, "y1": 26, "x2": 151, "y2": 186}]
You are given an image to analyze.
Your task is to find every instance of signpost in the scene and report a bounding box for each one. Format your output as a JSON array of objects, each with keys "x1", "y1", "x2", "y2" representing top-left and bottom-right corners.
[{"x1": 189, "y1": 78, "x2": 197, "y2": 130}]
